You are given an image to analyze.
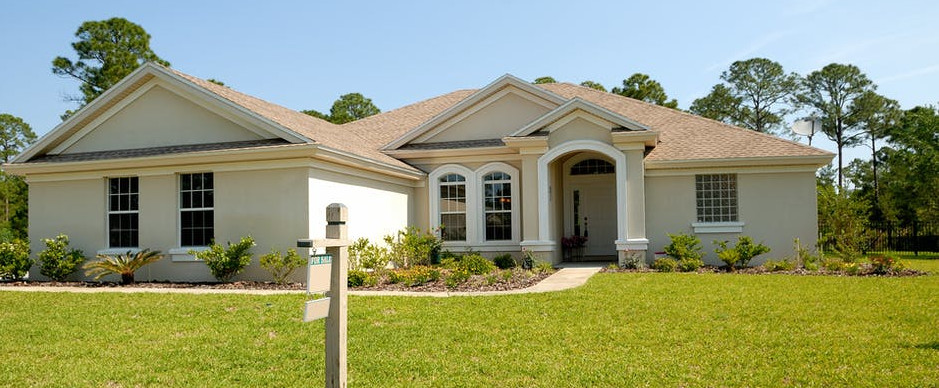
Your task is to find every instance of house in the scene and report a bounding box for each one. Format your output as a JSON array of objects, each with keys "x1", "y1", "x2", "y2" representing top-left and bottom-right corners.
[{"x1": 4, "y1": 63, "x2": 833, "y2": 282}]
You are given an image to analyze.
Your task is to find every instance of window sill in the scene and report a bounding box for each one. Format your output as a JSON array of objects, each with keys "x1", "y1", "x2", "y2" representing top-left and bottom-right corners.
[
  {"x1": 692, "y1": 222, "x2": 744, "y2": 234},
  {"x1": 169, "y1": 247, "x2": 208, "y2": 262},
  {"x1": 96, "y1": 248, "x2": 141, "y2": 256}
]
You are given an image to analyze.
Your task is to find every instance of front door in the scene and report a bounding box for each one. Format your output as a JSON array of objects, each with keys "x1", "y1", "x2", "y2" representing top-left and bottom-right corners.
[{"x1": 567, "y1": 174, "x2": 617, "y2": 257}]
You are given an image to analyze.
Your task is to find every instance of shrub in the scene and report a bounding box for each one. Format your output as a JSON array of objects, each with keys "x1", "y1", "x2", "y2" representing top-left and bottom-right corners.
[
  {"x1": 260, "y1": 248, "x2": 305, "y2": 285},
  {"x1": 501, "y1": 269, "x2": 514, "y2": 282},
  {"x1": 192, "y1": 236, "x2": 256, "y2": 282},
  {"x1": 459, "y1": 254, "x2": 496, "y2": 275},
  {"x1": 349, "y1": 237, "x2": 390, "y2": 272},
  {"x1": 763, "y1": 259, "x2": 796, "y2": 272},
  {"x1": 388, "y1": 266, "x2": 441, "y2": 287},
  {"x1": 493, "y1": 254, "x2": 517, "y2": 270},
  {"x1": 620, "y1": 253, "x2": 644, "y2": 269},
  {"x1": 38, "y1": 234, "x2": 85, "y2": 281},
  {"x1": 348, "y1": 269, "x2": 368, "y2": 287},
  {"x1": 714, "y1": 236, "x2": 770, "y2": 271},
  {"x1": 445, "y1": 269, "x2": 470, "y2": 288},
  {"x1": 793, "y1": 238, "x2": 820, "y2": 271},
  {"x1": 652, "y1": 257, "x2": 678, "y2": 272},
  {"x1": 677, "y1": 257, "x2": 704, "y2": 272},
  {"x1": 83, "y1": 249, "x2": 164, "y2": 285},
  {"x1": 534, "y1": 261, "x2": 555, "y2": 275},
  {"x1": 0, "y1": 238, "x2": 32, "y2": 280},
  {"x1": 665, "y1": 233, "x2": 703, "y2": 263},
  {"x1": 869, "y1": 255, "x2": 905, "y2": 275},
  {"x1": 384, "y1": 226, "x2": 441, "y2": 268},
  {"x1": 822, "y1": 257, "x2": 847, "y2": 272}
]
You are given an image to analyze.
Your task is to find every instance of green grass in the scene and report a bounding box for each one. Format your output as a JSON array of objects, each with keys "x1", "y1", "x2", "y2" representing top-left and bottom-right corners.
[{"x1": 1, "y1": 273, "x2": 937, "y2": 387}]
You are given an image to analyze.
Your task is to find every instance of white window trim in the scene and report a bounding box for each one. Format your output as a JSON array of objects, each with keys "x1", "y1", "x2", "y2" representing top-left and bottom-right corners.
[
  {"x1": 428, "y1": 165, "x2": 476, "y2": 245},
  {"x1": 169, "y1": 246, "x2": 209, "y2": 262},
  {"x1": 177, "y1": 172, "x2": 215, "y2": 250},
  {"x1": 692, "y1": 221, "x2": 745, "y2": 234},
  {"x1": 476, "y1": 162, "x2": 520, "y2": 245},
  {"x1": 96, "y1": 248, "x2": 142, "y2": 256},
  {"x1": 106, "y1": 176, "x2": 139, "y2": 249}
]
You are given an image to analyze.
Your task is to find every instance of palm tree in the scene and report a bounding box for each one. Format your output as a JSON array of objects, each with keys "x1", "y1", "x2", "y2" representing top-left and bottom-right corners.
[{"x1": 83, "y1": 249, "x2": 164, "y2": 285}]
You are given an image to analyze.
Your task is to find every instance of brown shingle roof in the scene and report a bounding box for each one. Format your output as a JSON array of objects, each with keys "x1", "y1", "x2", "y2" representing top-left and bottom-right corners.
[
  {"x1": 537, "y1": 83, "x2": 832, "y2": 161},
  {"x1": 166, "y1": 67, "x2": 419, "y2": 172}
]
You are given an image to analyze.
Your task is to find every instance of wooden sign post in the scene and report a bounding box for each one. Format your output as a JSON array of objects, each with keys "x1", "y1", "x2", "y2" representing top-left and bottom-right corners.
[{"x1": 298, "y1": 203, "x2": 350, "y2": 388}]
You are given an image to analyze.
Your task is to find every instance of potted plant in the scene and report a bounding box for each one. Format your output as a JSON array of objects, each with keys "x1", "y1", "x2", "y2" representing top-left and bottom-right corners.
[{"x1": 561, "y1": 235, "x2": 588, "y2": 260}]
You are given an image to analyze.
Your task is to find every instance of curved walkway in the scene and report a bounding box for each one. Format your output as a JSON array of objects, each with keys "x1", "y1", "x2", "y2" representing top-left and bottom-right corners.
[{"x1": 0, "y1": 263, "x2": 605, "y2": 297}]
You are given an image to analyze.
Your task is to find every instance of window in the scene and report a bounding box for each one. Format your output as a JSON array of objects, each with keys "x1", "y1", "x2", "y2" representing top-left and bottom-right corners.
[
  {"x1": 108, "y1": 177, "x2": 138, "y2": 248},
  {"x1": 570, "y1": 158, "x2": 614, "y2": 175},
  {"x1": 180, "y1": 172, "x2": 214, "y2": 247},
  {"x1": 695, "y1": 174, "x2": 738, "y2": 223},
  {"x1": 483, "y1": 172, "x2": 512, "y2": 241},
  {"x1": 439, "y1": 173, "x2": 467, "y2": 241}
]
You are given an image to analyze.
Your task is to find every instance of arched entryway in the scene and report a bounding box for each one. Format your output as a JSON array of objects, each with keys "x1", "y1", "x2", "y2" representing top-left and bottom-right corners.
[
  {"x1": 536, "y1": 139, "x2": 628, "y2": 263},
  {"x1": 562, "y1": 154, "x2": 617, "y2": 260}
]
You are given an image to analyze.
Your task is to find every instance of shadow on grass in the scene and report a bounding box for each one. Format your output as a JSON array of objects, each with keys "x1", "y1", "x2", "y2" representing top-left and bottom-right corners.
[{"x1": 912, "y1": 341, "x2": 939, "y2": 350}]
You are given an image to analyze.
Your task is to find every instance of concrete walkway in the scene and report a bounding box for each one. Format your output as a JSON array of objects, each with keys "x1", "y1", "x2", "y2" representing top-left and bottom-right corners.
[{"x1": 0, "y1": 263, "x2": 605, "y2": 297}]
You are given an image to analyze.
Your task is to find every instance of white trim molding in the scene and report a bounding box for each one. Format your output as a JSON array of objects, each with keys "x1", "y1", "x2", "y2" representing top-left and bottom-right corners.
[
  {"x1": 537, "y1": 139, "x2": 629, "y2": 244},
  {"x1": 169, "y1": 246, "x2": 208, "y2": 262},
  {"x1": 692, "y1": 222, "x2": 745, "y2": 234},
  {"x1": 615, "y1": 238, "x2": 649, "y2": 251},
  {"x1": 428, "y1": 164, "x2": 476, "y2": 245},
  {"x1": 475, "y1": 162, "x2": 521, "y2": 245}
]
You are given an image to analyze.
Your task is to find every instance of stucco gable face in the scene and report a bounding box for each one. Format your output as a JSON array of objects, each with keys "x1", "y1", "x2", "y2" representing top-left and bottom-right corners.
[
  {"x1": 55, "y1": 83, "x2": 270, "y2": 155},
  {"x1": 414, "y1": 86, "x2": 555, "y2": 144}
]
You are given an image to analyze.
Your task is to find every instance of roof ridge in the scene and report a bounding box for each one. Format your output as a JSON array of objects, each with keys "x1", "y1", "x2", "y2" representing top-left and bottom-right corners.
[
  {"x1": 548, "y1": 82, "x2": 833, "y2": 155},
  {"x1": 340, "y1": 88, "x2": 479, "y2": 126}
]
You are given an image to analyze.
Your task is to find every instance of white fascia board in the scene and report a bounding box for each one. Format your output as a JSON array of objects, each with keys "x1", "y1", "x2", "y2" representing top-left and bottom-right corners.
[
  {"x1": 644, "y1": 154, "x2": 835, "y2": 171},
  {"x1": 382, "y1": 74, "x2": 568, "y2": 151}
]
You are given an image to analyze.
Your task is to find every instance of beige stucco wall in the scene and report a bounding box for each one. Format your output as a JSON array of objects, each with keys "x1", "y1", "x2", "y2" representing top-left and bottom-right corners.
[
  {"x1": 27, "y1": 166, "x2": 312, "y2": 282},
  {"x1": 28, "y1": 178, "x2": 107, "y2": 281},
  {"x1": 63, "y1": 85, "x2": 266, "y2": 154},
  {"x1": 308, "y1": 167, "x2": 413, "y2": 249},
  {"x1": 422, "y1": 91, "x2": 551, "y2": 143},
  {"x1": 547, "y1": 117, "x2": 612, "y2": 148},
  {"x1": 645, "y1": 170, "x2": 818, "y2": 265}
]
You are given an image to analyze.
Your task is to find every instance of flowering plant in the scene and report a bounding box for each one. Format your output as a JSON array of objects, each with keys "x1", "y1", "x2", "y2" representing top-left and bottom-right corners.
[{"x1": 561, "y1": 235, "x2": 588, "y2": 249}]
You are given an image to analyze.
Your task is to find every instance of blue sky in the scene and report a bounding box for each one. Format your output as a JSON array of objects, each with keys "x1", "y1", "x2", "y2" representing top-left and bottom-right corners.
[{"x1": 2, "y1": 0, "x2": 937, "y2": 163}]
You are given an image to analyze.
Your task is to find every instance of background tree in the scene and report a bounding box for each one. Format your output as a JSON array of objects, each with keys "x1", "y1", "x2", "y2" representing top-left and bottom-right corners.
[
  {"x1": 877, "y1": 106, "x2": 939, "y2": 224},
  {"x1": 52, "y1": 17, "x2": 170, "y2": 107},
  {"x1": 611, "y1": 73, "x2": 678, "y2": 109},
  {"x1": 0, "y1": 114, "x2": 37, "y2": 238},
  {"x1": 303, "y1": 93, "x2": 381, "y2": 124},
  {"x1": 797, "y1": 63, "x2": 877, "y2": 188},
  {"x1": 579, "y1": 81, "x2": 607, "y2": 92},
  {"x1": 707, "y1": 58, "x2": 800, "y2": 134},
  {"x1": 533, "y1": 76, "x2": 557, "y2": 84},
  {"x1": 852, "y1": 91, "x2": 901, "y2": 212},
  {"x1": 689, "y1": 84, "x2": 742, "y2": 124}
]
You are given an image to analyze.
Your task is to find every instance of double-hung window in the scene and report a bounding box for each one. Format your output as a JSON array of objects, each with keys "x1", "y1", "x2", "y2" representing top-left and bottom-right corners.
[
  {"x1": 482, "y1": 172, "x2": 512, "y2": 241},
  {"x1": 108, "y1": 177, "x2": 139, "y2": 248},
  {"x1": 439, "y1": 173, "x2": 467, "y2": 241},
  {"x1": 180, "y1": 172, "x2": 214, "y2": 247}
]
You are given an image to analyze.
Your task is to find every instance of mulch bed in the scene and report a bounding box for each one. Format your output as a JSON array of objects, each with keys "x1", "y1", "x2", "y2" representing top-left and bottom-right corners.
[
  {"x1": 354, "y1": 271, "x2": 552, "y2": 293},
  {"x1": 0, "y1": 272, "x2": 554, "y2": 292}
]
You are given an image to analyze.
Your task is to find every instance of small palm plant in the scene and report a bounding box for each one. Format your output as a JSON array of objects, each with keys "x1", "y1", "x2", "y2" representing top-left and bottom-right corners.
[{"x1": 83, "y1": 249, "x2": 165, "y2": 285}]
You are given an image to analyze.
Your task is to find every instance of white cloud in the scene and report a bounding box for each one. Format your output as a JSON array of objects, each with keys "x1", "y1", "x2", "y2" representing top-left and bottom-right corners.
[
  {"x1": 879, "y1": 64, "x2": 939, "y2": 83},
  {"x1": 704, "y1": 30, "x2": 794, "y2": 73}
]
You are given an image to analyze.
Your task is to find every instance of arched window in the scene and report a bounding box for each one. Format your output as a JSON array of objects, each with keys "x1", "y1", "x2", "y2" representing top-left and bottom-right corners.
[
  {"x1": 438, "y1": 173, "x2": 467, "y2": 241},
  {"x1": 570, "y1": 158, "x2": 614, "y2": 175},
  {"x1": 482, "y1": 171, "x2": 512, "y2": 241}
]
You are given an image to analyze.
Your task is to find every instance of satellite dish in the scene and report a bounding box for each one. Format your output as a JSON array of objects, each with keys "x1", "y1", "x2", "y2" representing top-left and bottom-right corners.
[{"x1": 791, "y1": 118, "x2": 821, "y2": 145}]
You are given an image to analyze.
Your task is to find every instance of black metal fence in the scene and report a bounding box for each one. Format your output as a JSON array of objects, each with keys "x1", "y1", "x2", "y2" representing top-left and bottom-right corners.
[{"x1": 819, "y1": 221, "x2": 939, "y2": 254}]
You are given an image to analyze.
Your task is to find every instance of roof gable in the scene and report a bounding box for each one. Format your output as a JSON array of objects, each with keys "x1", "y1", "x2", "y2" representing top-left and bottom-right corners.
[
  {"x1": 383, "y1": 74, "x2": 567, "y2": 150},
  {"x1": 510, "y1": 97, "x2": 649, "y2": 137},
  {"x1": 14, "y1": 63, "x2": 311, "y2": 163}
]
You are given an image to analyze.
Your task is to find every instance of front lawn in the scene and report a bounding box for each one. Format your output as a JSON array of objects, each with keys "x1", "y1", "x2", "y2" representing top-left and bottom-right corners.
[{"x1": 1, "y1": 273, "x2": 936, "y2": 387}]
